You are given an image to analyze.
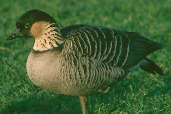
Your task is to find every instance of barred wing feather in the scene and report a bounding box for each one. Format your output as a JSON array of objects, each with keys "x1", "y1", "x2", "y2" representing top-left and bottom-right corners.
[{"x1": 61, "y1": 25, "x2": 162, "y2": 71}]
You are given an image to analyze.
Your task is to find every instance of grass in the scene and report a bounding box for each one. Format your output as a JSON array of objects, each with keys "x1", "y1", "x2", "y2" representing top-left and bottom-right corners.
[{"x1": 0, "y1": 0, "x2": 170, "y2": 113}]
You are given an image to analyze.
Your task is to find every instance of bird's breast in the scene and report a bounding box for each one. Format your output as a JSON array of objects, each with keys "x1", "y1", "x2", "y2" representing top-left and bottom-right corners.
[
  {"x1": 26, "y1": 50, "x2": 65, "y2": 92},
  {"x1": 26, "y1": 50, "x2": 123, "y2": 96}
]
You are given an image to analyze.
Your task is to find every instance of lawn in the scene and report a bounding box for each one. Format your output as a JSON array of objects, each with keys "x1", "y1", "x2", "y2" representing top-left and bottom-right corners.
[{"x1": 0, "y1": 0, "x2": 170, "y2": 113}]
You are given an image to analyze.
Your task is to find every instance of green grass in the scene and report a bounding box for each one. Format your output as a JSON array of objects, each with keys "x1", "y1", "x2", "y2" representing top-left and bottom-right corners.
[{"x1": 0, "y1": 0, "x2": 171, "y2": 113}]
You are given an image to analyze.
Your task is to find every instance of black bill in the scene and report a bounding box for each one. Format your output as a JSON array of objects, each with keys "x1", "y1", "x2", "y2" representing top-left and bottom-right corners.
[{"x1": 7, "y1": 29, "x2": 22, "y2": 40}]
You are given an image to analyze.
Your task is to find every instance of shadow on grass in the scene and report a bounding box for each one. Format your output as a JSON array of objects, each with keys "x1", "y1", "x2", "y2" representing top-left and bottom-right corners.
[
  {"x1": 88, "y1": 72, "x2": 170, "y2": 113},
  {"x1": 1, "y1": 72, "x2": 170, "y2": 114},
  {"x1": 1, "y1": 93, "x2": 81, "y2": 114}
]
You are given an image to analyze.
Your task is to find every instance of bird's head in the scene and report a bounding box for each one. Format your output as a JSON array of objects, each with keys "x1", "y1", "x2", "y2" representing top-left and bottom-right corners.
[
  {"x1": 8, "y1": 9, "x2": 63, "y2": 52},
  {"x1": 7, "y1": 9, "x2": 57, "y2": 40}
]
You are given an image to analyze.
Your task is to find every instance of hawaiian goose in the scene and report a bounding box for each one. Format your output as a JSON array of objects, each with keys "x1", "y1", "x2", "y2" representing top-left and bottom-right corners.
[{"x1": 8, "y1": 9, "x2": 163, "y2": 114}]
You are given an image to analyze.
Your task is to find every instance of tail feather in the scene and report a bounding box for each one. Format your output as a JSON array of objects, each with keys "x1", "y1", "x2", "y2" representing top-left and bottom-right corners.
[
  {"x1": 123, "y1": 32, "x2": 163, "y2": 69},
  {"x1": 140, "y1": 58, "x2": 163, "y2": 75}
]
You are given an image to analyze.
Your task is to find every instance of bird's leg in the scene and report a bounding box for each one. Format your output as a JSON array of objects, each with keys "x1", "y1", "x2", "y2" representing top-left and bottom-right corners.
[{"x1": 79, "y1": 96, "x2": 87, "y2": 114}]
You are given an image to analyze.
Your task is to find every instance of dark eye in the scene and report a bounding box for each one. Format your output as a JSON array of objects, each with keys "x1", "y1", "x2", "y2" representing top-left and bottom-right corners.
[{"x1": 24, "y1": 23, "x2": 30, "y2": 29}]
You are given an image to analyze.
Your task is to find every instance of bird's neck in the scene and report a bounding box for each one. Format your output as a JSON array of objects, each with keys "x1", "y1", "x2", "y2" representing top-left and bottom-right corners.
[{"x1": 30, "y1": 21, "x2": 64, "y2": 52}]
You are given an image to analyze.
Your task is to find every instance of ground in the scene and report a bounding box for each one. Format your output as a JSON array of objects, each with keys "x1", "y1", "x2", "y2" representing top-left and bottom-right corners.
[{"x1": 0, "y1": 0, "x2": 170, "y2": 113}]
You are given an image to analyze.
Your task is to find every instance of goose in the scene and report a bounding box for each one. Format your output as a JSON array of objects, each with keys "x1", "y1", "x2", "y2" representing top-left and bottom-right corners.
[{"x1": 7, "y1": 9, "x2": 163, "y2": 114}]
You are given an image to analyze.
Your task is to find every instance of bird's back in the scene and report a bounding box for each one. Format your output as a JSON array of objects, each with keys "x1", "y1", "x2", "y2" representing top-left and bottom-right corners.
[{"x1": 61, "y1": 24, "x2": 162, "y2": 71}]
